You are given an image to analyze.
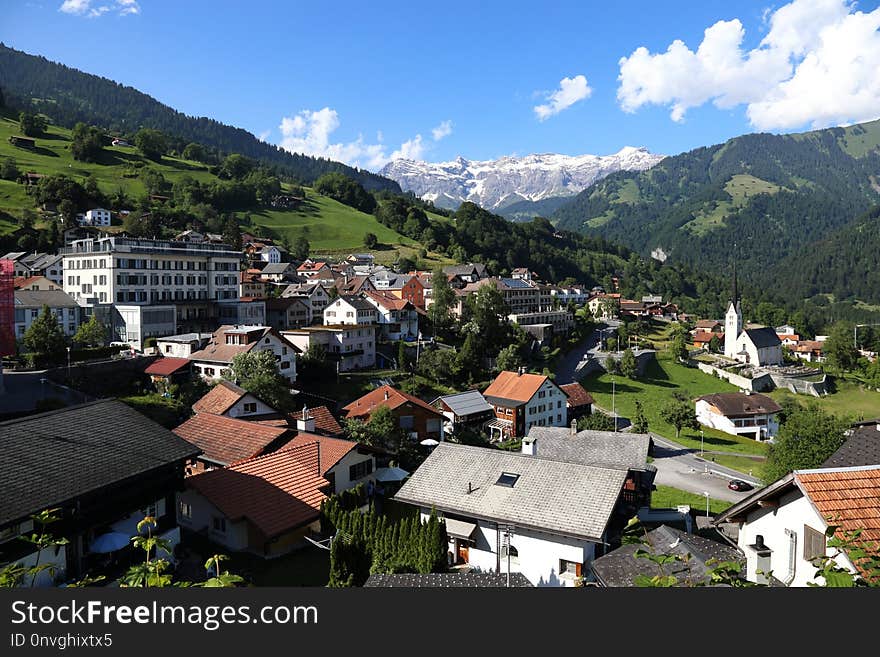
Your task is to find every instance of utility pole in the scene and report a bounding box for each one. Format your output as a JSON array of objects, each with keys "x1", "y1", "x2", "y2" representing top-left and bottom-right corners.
[{"x1": 611, "y1": 375, "x2": 617, "y2": 432}]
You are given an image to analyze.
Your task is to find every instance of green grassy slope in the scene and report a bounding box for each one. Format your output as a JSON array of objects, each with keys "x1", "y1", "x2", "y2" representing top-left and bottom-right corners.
[{"x1": 0, "y1": 114, "x2": 415, "y2": 251}]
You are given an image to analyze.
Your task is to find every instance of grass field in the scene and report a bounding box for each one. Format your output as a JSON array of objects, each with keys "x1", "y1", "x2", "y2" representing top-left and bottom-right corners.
[
  {"x1": 651, "y1": 485, "x2": 731, "y2": 515},
  {"x1": 582, "y1": 352, "x2": 770, "y2": 457},
  {"x1": 770, "y1": 379, "x2": 880, "y2": 422}
]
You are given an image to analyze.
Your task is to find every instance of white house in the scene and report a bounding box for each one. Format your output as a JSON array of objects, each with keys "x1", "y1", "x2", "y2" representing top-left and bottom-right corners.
[
  {"x1": 695, "y1": 391, "x2": 782, "y2": 441},
  {"x1": 156, "y1": 332, "x2": 213, "y2": 358},
  {"x1": 713, "y1": 465, "x2": 880, "y2": 586},
  {"x1": 287, "y1": 432, "x2": 378, "y2": 494},
  {"x1": 78, "y1": 208, "x2": 111, "y2": 227},
  {"x1": 394, "y1": 443, "x2": 630, "y2": 587},
  {"x1": 259, "y1": 246, "x2": 283, "y2": 264},
  {"x1": 282, "y1": 282, "x2": 330, "y2": 317},
  {"x1": 14, "y1": 289, "x2": 81, "y2": 340},
  {"x1": 482, "y1": 370, "x2": 568, "y2": 439},
  {"x1": 189, "y1": 325, "x2": 297, "y2": 382},
  {"x1": 362, "y1": 290, "x2": 419, "y2": 341},
  {"x1": 177, "y1": 443, "x2": 328, "y2": 558},
  {"x1": 323, "y1": 296, "x2": 377, "y2": 326},
  {"x1": 191, "y1": 379, "x2": 279, "y2": 419},
  {"x1": 282, "y1": 325, "x2": 376, "y2": 371}
]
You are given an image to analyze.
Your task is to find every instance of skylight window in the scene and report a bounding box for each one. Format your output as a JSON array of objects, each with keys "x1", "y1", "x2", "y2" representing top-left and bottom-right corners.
[{"x1": 495, "y1": 472, "x2": 520, "y2": 488}]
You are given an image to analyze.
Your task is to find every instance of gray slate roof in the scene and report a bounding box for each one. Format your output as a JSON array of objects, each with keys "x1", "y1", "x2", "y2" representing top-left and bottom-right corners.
[
  {"x1": 822, "y1": 423, "x2": 880, "y2": 468},
  {"x1": 338, "y1": 296, "x2": 376, "y2": 312},
  {"x1": 364, "y1": 572, "x2": 533, "y2": 587},
  {"x1": 743, "y1": 327, "x2": 782, "y2": 349},
  {"x1": 590, "y1": 525, "x2": 743, "y2": 587},
  {"x1": 14, "y1": 289, "x2": 78, "y2": 308},
  {"x1": 260, "y1": 263, "x2": 294, "y2": 275},
  {"x1": 394, "y1": 443, "x2": 627, "y2": 541},
  {"x1": 0, "y1": 400, "x2": 200, "y2": 526},
  {"x1": 437, "y1": 390, "x2": 493, "y2": 417},
  {"x1": 525, "y1": 427, "x2": 653, "y2": 471}
]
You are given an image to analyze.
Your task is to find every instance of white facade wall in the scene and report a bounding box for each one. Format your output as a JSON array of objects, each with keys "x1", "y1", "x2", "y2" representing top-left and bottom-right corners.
[
  {"x1": 323, "y1": 298, "x2": 376, "y2": 326},
  {"x1": 327, "y1": 451, "x2": 376, "y2": 493},
  {"x1": 157, "y1": 340, "x2": 199, "y2": 358},
  {"x1": 735, "y1": 333, "x2": 783, "y2": 366},
  {"x1": 695, "y1": 399, "x2": 779, "y2": 440},
  {"x1": 63, "y1": 238, "x2": 240, "y2": 307},
  {"x1": 224, "y1": 393, "x2": 277, "y2": 418},
  {"x1": 736, "y1": 491, "x2": 856, "y2": 587},
  {"x1": 724, "y1": 302, "x2": 742, "y2": 358},
  {"x1": 260, "y1": 247, "x2": 281, "y2": 264},
  {"x1": 523, "y1": 380, "x2": 567, "y2": 434},
  {"x1": 15, "y1": 304, "x2": 80, "y2": 339},
  {"x1": 364, "y1": 299, "x2": 419, "y2": 341},
  {"x1": 114, "y1": 305, "x2": 177, "y2": 351},
  {"x1": 423, "y1": 510, "x2": 594, "y2": 587},
  {"x1": 281, "y1": 326, "x2": 375, "y2": 371},
  {"x1": 84, "y1": 209, "x2": 111, "y2": 226},
  {"x1": 176, "y1": 489, "x2": 250, "y2": 552}
]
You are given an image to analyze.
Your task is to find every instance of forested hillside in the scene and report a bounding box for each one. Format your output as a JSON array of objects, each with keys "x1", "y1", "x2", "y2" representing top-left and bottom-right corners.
[
  {"x1": 0, "y1": 43, "x2": 400, "y2": 192},
  {"x1": 552, "y1": 120, "x2": 880, "y2": 288}
]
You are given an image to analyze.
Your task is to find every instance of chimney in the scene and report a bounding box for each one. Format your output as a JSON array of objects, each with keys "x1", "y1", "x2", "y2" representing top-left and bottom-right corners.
[
  {"x1": 384, "y1": 389, "x2": 390, "y2": 401},
  {"x1": 296, "y1": 405, "x2": 316, "y2": 433},
  {"x1": 570, "y1": 419, "x2": 577, "y2": 436},
  {"x1": 521, "y1": 436, "x2": 536, "y2": 457},
  {"x1": 467, "y1": 482, "x2": 473, "y2": 494}
]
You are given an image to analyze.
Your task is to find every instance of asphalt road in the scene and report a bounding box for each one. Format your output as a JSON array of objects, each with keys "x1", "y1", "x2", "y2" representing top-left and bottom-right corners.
[
  {"x1": 650, "y1": 435, "x2": 763, "y2": 503},
  {"x1": 0, "y1": 368, "x2": 89, "y2": 415},
  {"x1": 555, "y1": 319, "x2": 620, "y2": 384}
]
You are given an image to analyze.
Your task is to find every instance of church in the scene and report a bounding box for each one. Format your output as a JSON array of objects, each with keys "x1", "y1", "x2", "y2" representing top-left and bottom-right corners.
[{"x1": 724, "y1": 265, "x2": 783, "y2": 367}]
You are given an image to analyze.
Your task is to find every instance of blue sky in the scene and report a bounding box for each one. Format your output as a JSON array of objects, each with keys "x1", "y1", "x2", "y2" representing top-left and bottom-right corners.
[{"x1": 3, "y1": 0, "x2": 880, "y2": 169}]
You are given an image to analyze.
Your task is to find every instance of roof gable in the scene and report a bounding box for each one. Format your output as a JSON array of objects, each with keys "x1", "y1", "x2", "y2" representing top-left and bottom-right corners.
[
  {"x1": 483, "y1": 371, "x2": 551, "y2": 404},
  {"x1": 173, "y1": 413, "x2": 290, "y2": 465}
]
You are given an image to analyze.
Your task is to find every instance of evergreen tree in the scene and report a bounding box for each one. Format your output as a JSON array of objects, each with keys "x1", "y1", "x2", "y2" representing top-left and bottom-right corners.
[
  {"x1": 632, "y1": 399, "x2": 649, "y2": 433},
  {"x1": 620, "y1": 348, "x2": 638, "y2": 379}
]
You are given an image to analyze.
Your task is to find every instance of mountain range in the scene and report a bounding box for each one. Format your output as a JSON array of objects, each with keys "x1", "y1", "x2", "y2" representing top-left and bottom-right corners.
[
  {"x1": 551, "y1": 119, "x2": 880, "y2": 296},
  {"x1": 379, "y1": 147, "x2": 664, "y2": 216}
]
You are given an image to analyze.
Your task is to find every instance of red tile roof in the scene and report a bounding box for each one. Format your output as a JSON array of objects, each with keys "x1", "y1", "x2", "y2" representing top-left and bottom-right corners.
[
  {"x1": 343, "y1": 385, "x2": 442, "y2": 419},
  {"x1": 173, "y1": 412, "x2": 291, "y2": 466},
  {"x1": 297, "y1": 261, "x2": 328, "y2": 271},
  {"x1": 797, "y1": 467, "x2": 880, "y2": 578},
  {"x1": 559, "y1": 382, "x2": 595, "y2": 408},
  {"x1": 144, "y1": 357, "x2": 191, "y2": 377},
  {"x1": 692, "y1": 332, "x2": 723, "y2": 344},
  {"x1": 483, "y1": 371, "x2": 550, "y2": 404},
  {"x1": 288, "y1": 433, "x2": 358, "y2": 475},
  {"x1": 363, "y1": 289, "x2": 412, "y2": 311},
  {"x1": 13, "y1": 276, "x2": 44, "y2": 289},
  {"x1": 191, "y1": 380, "x2": 248, "y2": 415},
  {"x1": 248, "y1": 405, "x2": 344, "y2": 436},
  {"x1": 185, "y1": 442, "x2": 328, "y2": 539}
]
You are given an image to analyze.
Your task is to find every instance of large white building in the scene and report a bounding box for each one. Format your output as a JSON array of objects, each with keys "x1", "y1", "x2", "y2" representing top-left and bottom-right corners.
[
  {"x1": 62, "y1": 236, "x2": 241, "y2": 307},
  {"x1": 78, "y1": 208, "x2": 112, "y2": 227},
  {"x1": 323, "y1": 296, "x2": 378, "y2": 326}
]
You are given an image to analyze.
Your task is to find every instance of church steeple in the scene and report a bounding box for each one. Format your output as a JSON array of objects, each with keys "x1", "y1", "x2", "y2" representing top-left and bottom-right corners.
[{"x1": 730, "y1": 241, "x2": 739, "y2": 307}]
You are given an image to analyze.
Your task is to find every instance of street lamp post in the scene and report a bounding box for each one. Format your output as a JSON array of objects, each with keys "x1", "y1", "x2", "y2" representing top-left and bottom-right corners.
[
  {"x1": 66, "y1": 346, "x2": 71, "y2": 380},
  {"x1": 611, "y1": 375, "x2": 617, "y2": 432},
  {"x1": 703, "y1": 491, "x2": 710, "y2": 518}
]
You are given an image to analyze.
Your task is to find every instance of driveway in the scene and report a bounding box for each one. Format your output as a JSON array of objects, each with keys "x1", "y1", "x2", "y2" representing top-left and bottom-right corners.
[
  {"x1": 555, "y1": 320, "x2": 620, "y2": 385},
  {"x1": 650, "y1": 435, "x2": 762, "y2": 503},
  {"x1": 0, "y1": 368, "x2": 90, "y2": 416}
]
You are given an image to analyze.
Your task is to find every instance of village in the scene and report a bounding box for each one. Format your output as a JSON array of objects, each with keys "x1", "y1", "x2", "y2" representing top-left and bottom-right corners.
[{"x1": 1, "y1": 226, "x2": 878, "y2": 590}]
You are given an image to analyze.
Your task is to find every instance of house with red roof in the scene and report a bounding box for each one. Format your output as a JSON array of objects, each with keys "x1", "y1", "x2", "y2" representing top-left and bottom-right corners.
[
  {"x1": 173, "y1": 412, "x2": 295, "y2": 474},
  {"x1": 188, "y1": 324, "x2": 297, "y2": 383},
  {"x1": 287, "y1": 432, "x2": 379, "y2": 493},
  {"x1": 296, "y1": 259, "x2": 333, "y2": 281},
  {"x1": 144, "y1": 357, "x2": 192, "y2": 390},
  {"x1": 714, "y1": 465, "x2": 880, "y2": 586},
  {"x1": 559, "y1": 382, "x2": 594, "y2": 423},
  {"x1": 176, "y1": 442, "x2": 329, "y2": 557},
  {"x1": 482, "y1": 370, "x2": 568, "y2": 440},
  {"x1": 362, "y1": 290, "x2": 419, "y2": 341},
  {"x1": 343, "y1": 384, "x2": 444, "y2": 441}
]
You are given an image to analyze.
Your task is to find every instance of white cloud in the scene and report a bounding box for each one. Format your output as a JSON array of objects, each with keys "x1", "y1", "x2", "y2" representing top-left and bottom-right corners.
[
  {"x1": 278, "y1": 107, "x2": 436, "y2": 169},
  {"x1": 617, "y1": 0, "x2": 880, "y2": 130},
  {"x1": 59, "y1": 0, "x2": 140, "y2": 17},
  {"x1": 533, "y1": 75, "x2": 592, "y2": 121},
  {"x1": 258, "y1": 130, "x2": 271, "y2": 142},
  {"x1": 431, "y1": 120, "x2": 453, "y2": 141}
]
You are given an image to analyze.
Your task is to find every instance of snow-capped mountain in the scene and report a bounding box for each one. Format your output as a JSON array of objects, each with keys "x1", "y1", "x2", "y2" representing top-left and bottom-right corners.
[{"x1": 379, "y1": 147, "x2": 665, "y2": 211}]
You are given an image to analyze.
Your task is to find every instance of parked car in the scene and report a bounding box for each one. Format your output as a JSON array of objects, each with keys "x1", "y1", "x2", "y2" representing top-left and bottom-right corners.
[{"x1": 728, "y1": 479, "x2": 753, "y2": 492}]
